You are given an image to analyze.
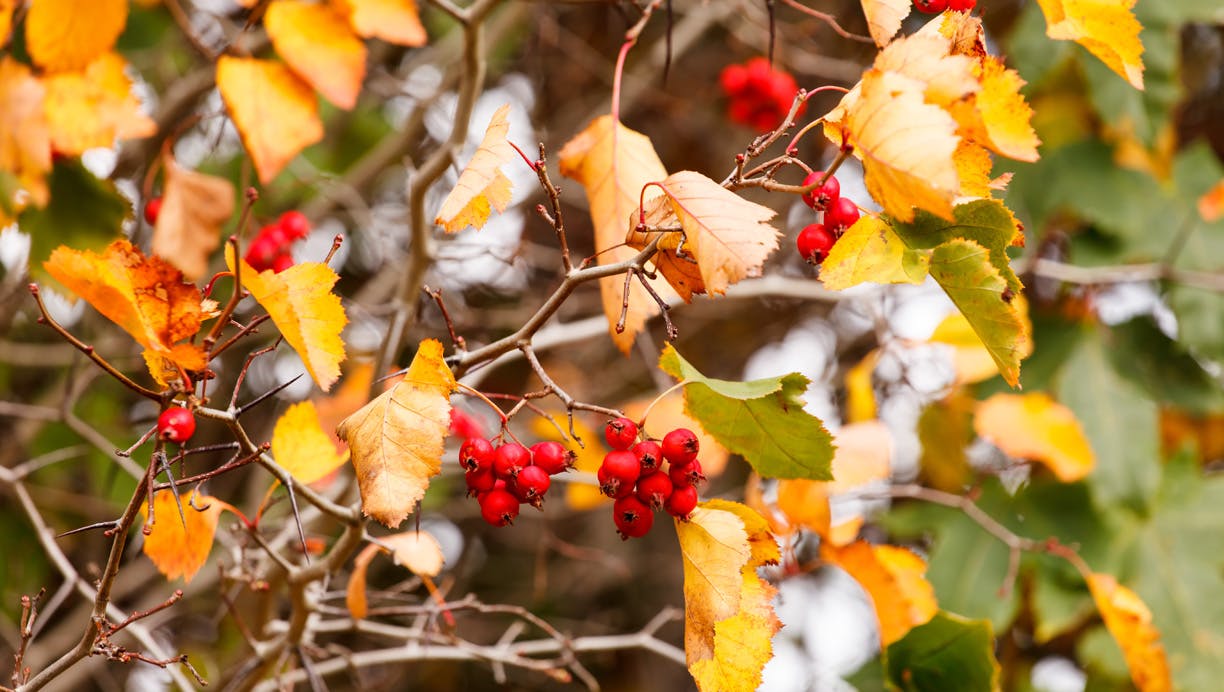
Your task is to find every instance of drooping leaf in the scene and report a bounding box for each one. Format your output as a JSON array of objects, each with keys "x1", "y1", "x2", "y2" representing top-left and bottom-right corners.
[
  {"x1": 860, "y1": 0, "x2": 911, "y2": 46},
  {"x1": 337, "y1": 339, "x2": 457, "y2": 528},
  {"x1": 676, "y1": 499, "x2": 780, "y2": 692},
  {"x1": 151, "y1": 155, "x2": 235, "y2": 281},
  {"x1": 142, "y1": 490, "x2": 224, "y2": 583},
  {"x1": 1035, "y1": 0, "x2": 1145, "y2": 90},
  {"x1": 0, "y1": 57, "x2": 51, "y2": 220},
  {"x1": 818, "y1": 215, "x2": 929, "y2": 290},
  {"x1": 960, "y1": 56, "x2": 1042, "y2": 163},
  {"x1": 886, "y1": 611, "x2": 1001, "y2": 691},
  {"x1": 1087, "y1": 573, "x2": 1172, "y2": 692},
  {"x1": 823, "y1": 541, "x2": 938, "y2": 646},
  {"x1": 974, "y1": 392, "x2": 1095, "y2": 482},
  {"x1": 216, "y1": 56, "x2": 324, "y2": 184},
  {"x1": 658, "y1": 344, "x2": 834, "y2": 480},
  {"x1": 345, "y1": 528, "x2": 446, "y2": 618},
  {"x1": 228, "y1": 250, "x2": 347, "y2": 392},
  {"x1": 434, "y1": 103, "x2": 515, "y2": 233},
  {"x1": 929, "y1": 301, "x2": 1033, "y2": 385},
  {"x1": 333, "y1": 0, "x2": 427, "y2": 47},
  {"x1": 265, "y1": 0, "x2": 367, "y2": 109},
  {"x1": 25, "y1": 0, "x2": 127, "y2": 72},
  {"x1": 42, "y1": 52, "x2": 155, "y2": 157},
  {"x1": 272, "y1": 401, "x2": 349, "y2": 484}
]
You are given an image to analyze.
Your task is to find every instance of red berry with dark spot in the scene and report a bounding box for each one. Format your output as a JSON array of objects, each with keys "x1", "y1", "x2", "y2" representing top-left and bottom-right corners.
[
  {"x1": 157, "y1": 406, "x2": 196, "y2": 443},
  {"x1": 144, "y1": 197, "x2": 162, "y2": 225},
  {"x1": 479, "y1": 489, "x2": 519, "y2": 527},
  {"x1": 613, "y1": 496, "x2": 653, "y2": 539},
  {"x1": 278, "y1": 210, "x2": 311, "y2": 240},
  {"x1": 530, "y1": 441, "x2": 574, "y2": 475},
  {"x1": 465, "y1": 468, "x2": 496, "y2": 496},
  {"x1": 459, "y1": 437, "x2": 495, "y2": 473},
  {"x1": 801, "y1": 171, "x2": 840, "y2": 211},
  {"x1": 511, "y1": 465, "x2": 551, "y2": 508},
  {"x1": 823, "y1": 197, "x2": 861, "y2": 232},
  {"x1": 913, "y1": 0, "x2": 948, "y2": 13},
  {"x1": 665, "y1": 484, "x2": 699, "y2": 520},
  {"x1": 661, "y1": 428, "x2": 699, "y2": 465},
  {"x1": 947, "y1": 0, "x2": 975, "y2": 9},
  {"x1": 632, "y1": 440, "x2": 663, "y2": 473},
  {"x1": 668, "y1": 459, "x2": 705, "y2": 488},
  {"x1": 598, "y1": 450, "x2": 640, "y2": 498},
  {"x1": 493, "y1": 443, "x2": 531, "y2": 479},
  {"x1": 604, "y1": 417, "x2": 638, "y2": 450},
  {"x1": 797, "y1": 223, "x2": 836, "y2": 264},
  {"x1": 635, "y1": 471, "x2": 674, "y2": 510}
]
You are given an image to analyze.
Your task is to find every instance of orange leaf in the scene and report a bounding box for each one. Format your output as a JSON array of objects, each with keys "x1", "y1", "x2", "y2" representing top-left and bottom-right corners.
[
  {"x1": 265, "y1": 0, "x2": 367, "y2": 110},
  {"x1": 0, "y1": 0, "x2": 14, "y2": 47},
  {"x1": 272, "y1": 401, "x2": 349, "y2": 484},
  {"x1": 1087, "y1": 573, "x2": 1172, "y2": 692},
  {"x1": 346, "y1": 543, "x2": 379, "y2": 619},
  {"x1": 142, "y1": 490, "x2": 223, "y2": 583},
  {"x1": 1198, "y1": 180, "x2": 1224, "y2": 222},
  {"x1": 216, "y1": 57, "x2": 323, "y2": 184},
  {"x1": 1036, "y1": 0, "x2": 1144, "y2": 90},
  {"x1": 44, "y1": 240, "x2": 207, "y2": 375},
  {"x1": 975, "y1": 392, "x2": 1094, "y2": 482},
  {"x1": 42, "y1": 52, "x2": 156, "y2": 157},
  {"x1": 0, "y1": 57, "x2": 52, "y2": 215},
  {"x1": 333, "y1": 0, "x2": 427, "y2": 47},
  {"x1": 822, "y1": 540, "x2": 937, "y2": 646},
  {"x1": 229, "y1": 250, "x2": 347, "y2": 391},
  {"x1": 558, "y1": 115, "x2": 673, "y2": 353},
  {"x1": 337, "y1": 339, "x2": 457, "y2": 528},
  {"x1": 965, "y1": 56, "x2": 1041, "y2": 163},
  {"x1": 151, "y1": 154, "x2": 235, "y2": 281},
  {"x1": 25, "y1": 0, "x2": 127, "y2": 72},
  {"x1": 677, "y1": 500, "x2": 780, "y2": 692},
  {"x1": 434, "y1": 103, "x2": 515, "y2": 233},
  {"x1": 860, "y1": 0, "x2": 911, "y2": 46}
]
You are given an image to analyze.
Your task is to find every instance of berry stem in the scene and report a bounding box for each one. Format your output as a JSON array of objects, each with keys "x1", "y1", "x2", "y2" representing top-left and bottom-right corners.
[
  {"x1": 456, "y1": 382, "x2": 510, "y2": 427},
  {"x1": 637, "y1": 379, "x2": 690, "y2": 435},
  {"x1": 611, "y1": 0, "x2": 664, "y2": 123}
]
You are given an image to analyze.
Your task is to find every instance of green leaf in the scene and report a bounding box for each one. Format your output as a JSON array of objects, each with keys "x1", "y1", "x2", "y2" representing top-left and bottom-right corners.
[
  {"x1": 890, "y1": 199, "x2": 1023, "y2": 295},
  {"x1": 1109, "y1": 317, "x2": 1224, "y2": 414},
  {"x1": 657, "y1": 344, "x2": 833, "y2": 480},
  {"x1": 885, "y1": 612, "x2": 1000, "y2": 692}
]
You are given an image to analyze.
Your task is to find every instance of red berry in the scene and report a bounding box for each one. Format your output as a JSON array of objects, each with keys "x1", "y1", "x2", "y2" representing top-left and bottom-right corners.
[
  {"x1": 635, "y1": 471, "x2": 674, "y2": 510},
  {"x1": 613, "y1": 496, "x2": 653, "y2": 539},
  {"x1": 801, "y1": 171, "x2": 841, "y2": 211},
  {"x1": 631, "y1": 440, "x2": 663, "y2": 473},
  {"x1": 465, "y1": 467, "x2": 496, "y2": 496},
  {"x1": 144, "y1": 197, "x2": 162, "y2": 225},
  {"x1": 478, "y1": 489, "x2": 519, "y2": 527},
  {"x1": 661, "y1": 428, "x2": 699, "y2": 465},
  {"x1": 511, "y1": 464, "x2": 551, "y2": 508},
  {"x1": 530, "y1": 441, "x2": 574, "y2": 475},
  {"x1": 271, "y1": 253, "x2": 294, "y2": 273},
  {"x1": 459, "y1": 437, "x2": 495, "y2": 473},
  {"x1": 598, "y1": 450, "x2": 640, "y2": 498},
  {"x1": 449, "y1": 408, "x2": 486, "y2": 439},
  {"x1": 913, "y1": 0, "x2": 948, "y2": 13},
  {"x1": 493, "y1": 443, "x2": 531, "y2": 479},
  {"x1": 278, "y1": 210, "x2": 311, "y2": 240},
  {"x1": 245, "y1": 235, "x2": 280, "y2": 272},
  {"x1": 157, "y1": 406, "x2": 196, "y2": 443},
  {"x1": 665, "y1": 484, "x2": 699, "y2": 520},
  {"x1": 259, "y1": 223, "x2": 291, "y2": 248},
  {"x1": 947, "y1": 0, "x2": 975, "y2": 9},
  {"x1": 797, "y1": 223, "x2": 836, "y2": 264},
  {"x1": 823, "y1": 197, "x2": 861, "y2": 232},
  {"x1": 604, "y1": 417, "x2": 638, "y2": 450},
  {"x1": 668, "y1": 459, "x2": 705, "y2": 488},
  {"x1": 719, "y1": 64, "x2": 748, "y2": 95}
]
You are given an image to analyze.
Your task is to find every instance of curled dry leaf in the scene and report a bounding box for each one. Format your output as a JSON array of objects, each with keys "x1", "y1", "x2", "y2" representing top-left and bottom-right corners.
[
  {"x1": 434, "y1": 103, "x2": 515, "y2": 233},
  {"x1": 346, "y1": 529, "x2": 444, "y2": 619},
  {"x1": 337, "y1": 339, "x2": 457, "y2": 528},
  {"x1": 1036, "y1": 0, "x2": 1145, "y2": 90},
  {"x1": 822, "y1": 540, "x2": 937, "y2": 646},
  {"x1": 152, "y1": 154, "x2": 235, "y2": 281},
  {"x1": 25, "y1": 0, "x2": 127, "y2": 72},
  {"x1": 1087, "y1": 573, "x2": 1172, "y2": 692},
  {"x1": 265, "y1": 0, "x2": 367, "y2": 110},
  {"x1": 334, "y1": 0, "x2": 428, "y2": 47},
  {"x1": 272, "y1": 400, "x2": 350, "y2": 484},
  {"x1": 142, "y1": 490, "x2": 224, "y2": 583},
  {"x1": 974, "y1": 392, "x2": 1095, "y2": 482}
]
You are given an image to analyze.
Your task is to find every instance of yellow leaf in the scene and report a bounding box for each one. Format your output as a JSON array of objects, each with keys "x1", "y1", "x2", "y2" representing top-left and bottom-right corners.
[
  {"x1": 677, "y1": 499, "x2": 780, "y2": 692},
  {"x1": 42, "y1": 52, "x2": 156, "y2": 157},
  {"x1": 216, "y1": 57, "x2": 324, "y2": 184},
  {"x1": 558, "y1": 115, "x2": 672, "y2": 354},
  {"x1": 917, "y1": 389, "x2": 975, "y2": 491},
  {"x1": 314, "y1": 362, "x2": 380, "y2": 454},
  {"x1": 0, "y1": 57, "x2": 51, "y2": 214},
  {"x1": 273, "y1": 401, "x2": 349, "y2": 484},
  {"x1": 929, "y1": 299, "x2": 1033, "y2": 384},
  {"x1": 820, "y1": 215, "x2": 930, "y2": 290},
  {"x1": 624, "y1": 393, "x2": 730, "y2": 478},
  {"x1": 630, "y1": 171, "x2": 779, "y2": 297},
  {"x1": 25, "y1": 0, "x2": 127, "y2": 72},
  {"x1": 142, "y1": 490, "x2": 223, "y2": 583},
  {"x1": 1036, "y1": 0, "x2": 1144, "y2": 90},
  {"x1": 974, "y1": 392, "x2": 1095, "y2": 481},
  {"x1": 265, "y1": 0, "x2": 367, "y2": 110},
  {"x1": 44, "y1": 240, "x2": 208, "y2": 375},
  {"x1": 846, "y1": 349, "x2": 880, "y2": 423},
  {"x1": 337, "y1": 339, "x2": 457, "y2": 528},
  {"x1": 333, "y1": 0, "x2": 426, "y2": 47},
  {"x1": 860, "y1": 0, "x2": 911, "y2": 46},
  {"x1": 1198, "y1": 180, "x2": 1224, "y2": 222},
  {"x1": 966, "y1": 56, "x2": 1041, "y2": 163},
  {"x1": 1087, "y1": 573, "x2": 1172, "y2": 692},
  {"x1": 953, "y1": 140, "x2": 994, "y2": 199},
  {"x1": 934, "y1": 7, "x2": 988, "y2": 58},
  {"x1": 382, "y1": 529, "x2": 445, "y2": 577},
  {"x1": 228, "y1": 249, "x2": 347, "y2": 392},
  {"x1": 822, "y1": 540, "x2": 937, "y2": 646},
  {"x1": 0, "y1": 0, "x2": 14, "y2": 47},
  {"x1": 434, "y1": 103, "x2": 515, "y2": 233},
  {"x1": 152, "y1": 154, "x2": 235, "y2": 281},
  {"x1": 872, "y1": 34, "x2": 979, "y2": 108}
]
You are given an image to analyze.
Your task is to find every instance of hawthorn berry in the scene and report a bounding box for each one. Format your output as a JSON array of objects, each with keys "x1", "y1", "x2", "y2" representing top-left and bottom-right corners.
[
  {"x1": 271, "y1": 253, "x2": 295, "y2": 274},
  {"x1": 661, "y1": 428, "x2": 699, "y2": 465},
  {"x1": 665, "y1": 484, "x2": 699, "y2": 520},
  {"x1": 479, "y1": 489, "x2": 520, "y2": 527},
  {"x1": 823, "y1": 197, "x2": 861, "y2": 232},
  {"x1": 465, "y1": 468, "x2": 496, "y2": 496},
  {"x1": 720, "y1": 57, "x2": 805, "y2": 133},
  {"x1": 459, "y1": 437, "x2": 495, "y2": 473},
  {"x1": 530, "y1": 441, "x2": 573, "y2": 475},
  {"x1": 801, "y1": 171, "x2": 840, "y2": 211},
  {"x1": 511, "y1": 465, "x2": 551, "y2": 508},
  {"x1": 613, "y1": 496, "x2": 653, "y2": 539},
  {"x1": 632, "y1": 440, "x2": 663, "y2": 473},
  {"x1": 635, "y1": 471, "x2": 674, "y2": 510},
  {"x1": 278, "y1": 210, "x2": 311, "y2": 240},
  {"x1": 449, "y1": 408, "x2": 485, "y2": 439},
  {"x1": 245, "y1": 235, "x2": 281, "y2": 272},
  {"x1": 668, "y1": 459, "x2": 705, "y2": 488},
  {"x1": 598, "y1": 450, "x2": 640, "y2": 498},
  {"x1": 797, "y1": 224, "x2": 836, "y2": 264},
  {"x1": 493, "y1": 443, "x2": 531, "y2": 479},
  {"x1": 913, "y1": 0, "x2": 948, "y2": 13},
  {"x1": 144, "y1": 197, "x2": 162, "y2": 225},
  {"x1": 157, "y1": 406, "x2": 196, "y2": 443},
  {"x1": 604, "y1": 417, "x2": 638, "y2": 450},
  {"x1": 947, "y1": 0, "x2": 975, "y2": 10}
]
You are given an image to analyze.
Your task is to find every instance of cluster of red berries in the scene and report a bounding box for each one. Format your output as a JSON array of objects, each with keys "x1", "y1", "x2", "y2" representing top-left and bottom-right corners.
[
  {"x1": 913, "y1": 0, "x2": 976, "y2": 13},
  {"x1": 245, "y1": 211, "x2": 311, "y2": 273},
  {"x1": 462, "y1": 437, "x2": 576, "y2": 527},
  {"x1": 157, "y1": 405, "x2": 196, "y2": 442},
  {"x1": 719, "y1": 57, "x2": 805, "y2": 133},
  {"x1": 598, "y1": 417, "x2": 702, "y2": 540},
  {"x1": 795, "y1": 170, "x2": 860, "y2": 265}
]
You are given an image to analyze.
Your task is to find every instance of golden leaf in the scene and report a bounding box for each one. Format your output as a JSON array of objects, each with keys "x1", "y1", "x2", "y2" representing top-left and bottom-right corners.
[
  {"x1": 346, "y1": 529, "x2": 445, "y2": 619},
  {"x1": 229, "y1": 249, "x2": 348, "y2": 392},
  {"x1": 151, "y1": 154, "x2": 235, "y2": 281},
  {"x1": 558, "y1": 115, "x2": 673, "y2": 353},
  {"x1": 142, "y1": 490, "x2": 223, "y2": 583},
  {"x1": 860, "y1": 0, "x2": 911, "y2": 46},
  {"x1": 25, "y1": 0, "x2": 127, "y2": 72},
  {"x1": 216, "y1": 57, "x2": 324, "y2": 184},
  {"x1": 954, "y1": 140, "x2": 995, "y2": 199},
  {"x1": 872, "y1": 34, "x2": 979, "y2": 108},
  {"x1": 845, "y1": 349, "x2": 880, "y2": 424},
  {"x1": 966, "y1": 57, "x2": 1041, "y2": 163},
  {"x1": 44, "y1": 240, "x2": 208, "y2": 376},
  {"x1": 272, "y1": 401, "x2": 350, "y2": 484},
  {"x1": 1087, "y1": 573, "x2": 1171, "y2": 692},
  {"x1": 1036, "y1": 0, "x2": 1145, "y2": 90},
  {"x1": 346, "y1": 543, "x2": 379, "y2": 619},
  {"x1": 974, "y1": 392, "x2": 1095, "y2": 482},
  {"x1": 42, "y1": 52, "x2": 156, "y2": 157},
  {"x1": 0, "y1": 57, "x2": 51, "y2": 215},
  {"x1": 333, "y1": 0, "x2": 427, "y2": 47},
  {"x1": 0, "y1": 0, "x2": 14, "y2": 47},
  {"x1": 822, "y1": 540, "x2": 938, "y2": 646},
  {"x1": 434, "y1": 103, "x2": 515, "y2": 233},
  {"x1": 820, "y1": 215, "x2": 930, "y2": 290},
  {"x1": 265, "y1": 0, "x2": 367, "y2": 110},
  {"x1": 337, "y1": 339, "x2": 457, "y2": 528},
  {"x1": 677, "y1": 500, "x2": 780, "y2": 692}
]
